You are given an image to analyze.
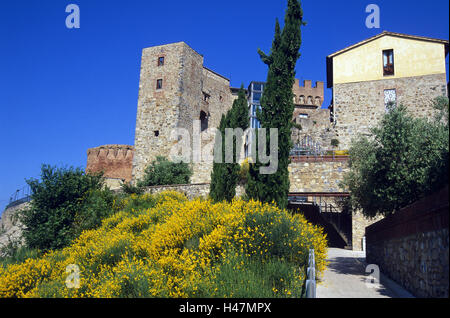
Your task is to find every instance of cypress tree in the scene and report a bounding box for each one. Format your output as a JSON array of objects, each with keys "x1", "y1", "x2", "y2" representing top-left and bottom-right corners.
[
  {"x1": 246, "y1": 0, "x2": 305, "y2": 209},
  {"x1": 210, "y1": 86, "x2": 249, "y2": 202}
]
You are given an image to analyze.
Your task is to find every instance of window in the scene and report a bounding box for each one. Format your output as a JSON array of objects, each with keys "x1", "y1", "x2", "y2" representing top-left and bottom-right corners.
[
  {"x1": 158, "y1": 57, "x2": 164, "y2": 66},
  {"x1": 200, "y1": 111, "x2": 208, "y2": 132},
  {"x1": 384, "y1": 89, "x2": 397, "y2": 112},
  {"x1": 253, "y1": 83, "x2": 263, "y2": 91},
  {"x1": 383, "y1": 49, "x2": 394, "y2": 76},
  {"x1": 298, "y1": 113, "x2": 309, "y2": 119},
  {"x1": 202, "y1": 92, "x2": 210, "y2": 102},
  {"x1": 154, "y1": 130, "x2": 160, "y2": 137},
  {"x1": 315, "y1": 97, "x2": 321, "y2": 106},
  {"x1": 253, "y1": 92, "x2": 262, "y2": 103},
  {"x1": 156, "y1": 79, "x2": 163, "y2": 90}
]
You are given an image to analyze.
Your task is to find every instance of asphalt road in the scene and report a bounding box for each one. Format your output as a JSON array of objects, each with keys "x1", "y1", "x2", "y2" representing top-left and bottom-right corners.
[{"x1": 316, "y1": 248, "x2": 415, "y2": 298}]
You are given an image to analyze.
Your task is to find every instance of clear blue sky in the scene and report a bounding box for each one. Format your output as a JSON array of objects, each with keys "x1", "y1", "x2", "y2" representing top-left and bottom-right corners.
[{"x1": 0, "y1": 0, "x2": 449, "y2": 214}]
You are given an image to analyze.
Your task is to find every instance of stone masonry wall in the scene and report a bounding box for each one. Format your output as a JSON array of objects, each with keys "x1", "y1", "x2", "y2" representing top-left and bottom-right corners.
[
  {"x1": 366, "y1": 186, "x2": 449, "y2": 298},
  {"x1": 133, "y1": 42, "x2": 187, "y2": 182},
  {"x1": 143, "y1": 183, "x2": 245, "y2": 200},
  {"x1": 288, "y1": 158, "x2": 349, "y2": 193},
  {"x1": 352, "y1": 211, "x2": 383, "y2": 251},
  {"x1": 0, "y1": 202, "x2": 29, "y2": 256},
  {"x1": 333, "y1": 73, "x2": 448, "y2": 149},
  {"x1": 132, "y1": 42, "x2": 233, "y2": 183}
]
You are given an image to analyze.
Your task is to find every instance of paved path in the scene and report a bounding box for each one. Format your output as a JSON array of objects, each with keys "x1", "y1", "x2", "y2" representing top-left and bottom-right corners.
[{"x1": 316, "y1": 248, "x2": 414, "y2": 298}]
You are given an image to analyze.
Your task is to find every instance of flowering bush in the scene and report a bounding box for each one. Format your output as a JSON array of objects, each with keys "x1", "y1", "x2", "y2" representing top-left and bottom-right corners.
[{"x1": 0, "y1": 191, "x2": 327, "y2": 298}]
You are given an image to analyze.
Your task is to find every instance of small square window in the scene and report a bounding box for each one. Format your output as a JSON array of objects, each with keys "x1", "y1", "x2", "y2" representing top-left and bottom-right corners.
[
  {"x1": 154, "y1": 130, "x2": 160, "y2": 137},
  {"x1": 156, "y1": 79, "x2": 163, "y2": 90},
  {"x1": 158, "y1": 57, "x2": 164, "y2": 66}
]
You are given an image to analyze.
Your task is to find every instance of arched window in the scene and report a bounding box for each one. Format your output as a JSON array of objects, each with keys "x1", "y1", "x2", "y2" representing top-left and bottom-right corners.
[
  {"x1": 200, "y1": 111, "x2": 208, "y2": 132},
  {"x1": 299, "y1": 95, "x2": 305, "y2": 104},
  {"x1": 307, "y1": 96, "x2": 313, "y2": 105},
  {"x1": 315, "y1": 97, "x2": 321, "y2": 106}
]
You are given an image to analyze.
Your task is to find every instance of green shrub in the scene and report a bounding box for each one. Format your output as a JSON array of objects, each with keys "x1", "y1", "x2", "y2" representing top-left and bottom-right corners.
[
  {"x1": 120, "y1": 182, "x2": 144, "y2": 195},
  {"x1": 0, "y1": 246, "x2": 41, "y2": 269},
  {"x1": 136, "y1": 156, "x2": 192, "y2": 187},
  {"x1": 0, "y1": 192, "x2": 327, "y2": 298},
  {"x1": 20, "y1": 164, "x2": 104, "y2": 251},
  {"x1": 344, "y1": 102, "x2": 449, "y2": 217},
  {"x1": 72, "y1": 188, "x2": 118, "y2": 237}
]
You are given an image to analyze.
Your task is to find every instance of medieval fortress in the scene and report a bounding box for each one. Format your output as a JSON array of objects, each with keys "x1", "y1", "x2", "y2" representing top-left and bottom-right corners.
[
  {"x1": 83, "y1": 31, "x2": 449, "y2": 250},
  {"x1": 2, "y1": 31, "x2": 448, "y2": 252}
]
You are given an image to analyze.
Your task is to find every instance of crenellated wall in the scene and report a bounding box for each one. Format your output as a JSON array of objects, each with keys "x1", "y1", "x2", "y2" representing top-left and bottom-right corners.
[{"x1": 86, "y1": 145, "x2": 134, "y2": 182}]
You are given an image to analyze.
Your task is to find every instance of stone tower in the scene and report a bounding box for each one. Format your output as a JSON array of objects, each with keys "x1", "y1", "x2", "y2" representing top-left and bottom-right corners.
[{"x1": 132, "y1": 42, "x2": 235, "y2": 183}]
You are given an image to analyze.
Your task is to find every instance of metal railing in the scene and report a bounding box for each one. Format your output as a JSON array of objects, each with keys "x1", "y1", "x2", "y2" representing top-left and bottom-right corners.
[
  {"x1": 290, "y1": 136, "x2": 325, "y2": 157},
  {"x1": 6, "y1": 185, "x2": 32, "y2": 209},
  {"x1": 305, "y1": 249, "x2": 316, "y2": 298}
]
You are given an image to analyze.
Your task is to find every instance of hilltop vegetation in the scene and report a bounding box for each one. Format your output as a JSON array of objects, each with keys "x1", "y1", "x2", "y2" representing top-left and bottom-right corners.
[{"x1": 0, "y1": 191, "x2": 327, "y2": 298}]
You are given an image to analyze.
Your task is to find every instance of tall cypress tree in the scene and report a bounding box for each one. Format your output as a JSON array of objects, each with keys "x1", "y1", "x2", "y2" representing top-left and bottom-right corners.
[
  {"x1": 246, "y1": 0, "x2": 305, "y2": 209},
  {"x1": 210, "y1": 86, "x2": 249, "y2": 202}
]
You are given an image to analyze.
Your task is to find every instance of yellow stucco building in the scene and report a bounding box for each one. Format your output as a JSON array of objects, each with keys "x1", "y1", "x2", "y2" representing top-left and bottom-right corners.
[{"x1": 327, "y1": 31, "x2": 449, "y2": 149}]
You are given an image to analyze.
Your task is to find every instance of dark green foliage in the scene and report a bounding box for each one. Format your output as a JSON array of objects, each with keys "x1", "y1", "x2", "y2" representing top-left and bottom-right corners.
[
  {"x1": 0, "y1": 246, "x2": 41, "y2": 268},
  {"x1": 344, "y1": 101, "x2": 449, "y2": 218},
  {"x1": 330, "y1": 138, "x2": 340, "y2": 148},
  {"x1": 120, "y1": 182, "x2": 145, "y2": 195},
  {"x1": 136, "y1": 156, "x2": 192, "y2": 187},
  {"x1": 210, "y1": 86, "x2": 249, "y2": 202},
  {"x1": 20, "y1": 164, "x2": 105, "y2": 251},
  {"x1": 246, "y1": 0, "x2": 305, "y2": 209},
  {"x1": 72, "y1": 188, "x2": 117, "y2": 237}
]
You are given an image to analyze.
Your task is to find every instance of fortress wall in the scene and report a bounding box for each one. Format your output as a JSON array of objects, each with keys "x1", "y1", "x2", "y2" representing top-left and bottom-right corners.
[
  {"x1": 86, "y1": 145, "x2": 134, "y2": 182},
  {"x1": 132, "y1": 42, "x2": 234, "y2": 183},
  {"x1": 0, "y1": 202, "x2": 28, "y2": 256},
  {"x1": 133, "y1": 43, "x2": 188, "y2": 182},
  {"x1": 288, "y1": 159, "x2": 349, "y2": 193},
  {"x1": 292, "y1": 79, "x2": 325, "y2": 107}
]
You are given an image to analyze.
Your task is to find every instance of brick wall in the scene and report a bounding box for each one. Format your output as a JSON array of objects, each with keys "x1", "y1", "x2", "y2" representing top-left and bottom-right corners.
[
  {"x1": 86, "y1": 145, "x2": 134, "y2": 182},
  {"x1": 366, "y1": 186, "x2": 449, "y2": 298}
]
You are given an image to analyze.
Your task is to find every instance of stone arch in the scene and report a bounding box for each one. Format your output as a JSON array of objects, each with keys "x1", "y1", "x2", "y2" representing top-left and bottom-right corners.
[
  {"x1": 307, "y1": 96, "x2": 313, "y2": 105},
  {"x1": 299, "y1": 95, "x2": 305, "y2": 104},
  {"x1": 315, "y1": 96, "x2": 321, "y2": 106}
]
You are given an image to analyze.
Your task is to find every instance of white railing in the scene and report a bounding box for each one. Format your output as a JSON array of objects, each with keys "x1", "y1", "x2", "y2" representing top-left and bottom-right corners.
[{"x1": 305, "y1": 249, "x2": 316, "y2": 298}]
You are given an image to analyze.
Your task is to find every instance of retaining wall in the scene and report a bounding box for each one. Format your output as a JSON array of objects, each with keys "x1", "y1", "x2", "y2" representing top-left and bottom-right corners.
[{"x1": 366, "y1": 186, "x2": 449, "y2": 298}]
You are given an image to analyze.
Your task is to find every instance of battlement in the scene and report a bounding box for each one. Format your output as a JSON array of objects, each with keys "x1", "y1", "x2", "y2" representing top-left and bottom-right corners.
[
  {"x1": 86, "y1": 145, "x2": 134, "y2": 182},
  {"x1": 292, "y1": 79, "x2": 325, "y2": 107}
]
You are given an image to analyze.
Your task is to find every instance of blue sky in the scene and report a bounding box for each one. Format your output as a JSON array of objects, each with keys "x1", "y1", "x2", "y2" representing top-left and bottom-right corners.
[{"x1": 0, "y1": 0, "x2": 449, "y2": 214}]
